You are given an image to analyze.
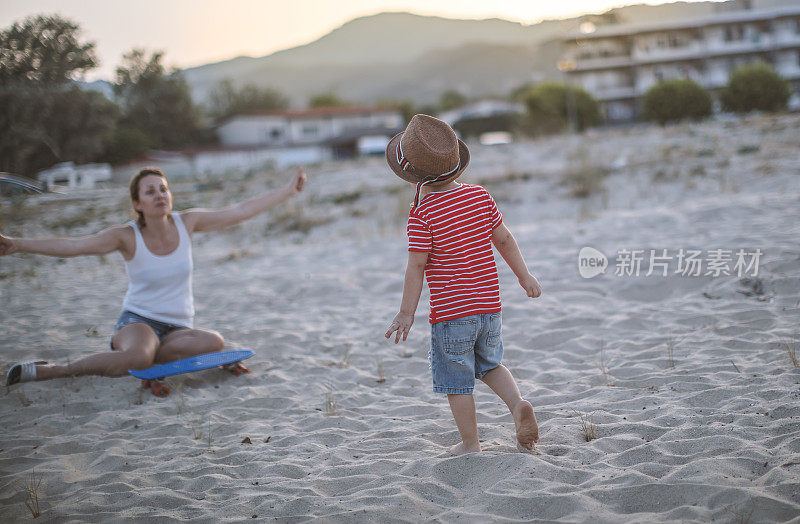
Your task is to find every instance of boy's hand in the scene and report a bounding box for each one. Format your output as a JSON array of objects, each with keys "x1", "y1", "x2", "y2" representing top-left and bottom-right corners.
[
  {"x1": 520, "y1": 274, "x2": 542, "y2": 298},
  {"x1": 385, "y1": 312, "x2": 414, "y2": 344}
]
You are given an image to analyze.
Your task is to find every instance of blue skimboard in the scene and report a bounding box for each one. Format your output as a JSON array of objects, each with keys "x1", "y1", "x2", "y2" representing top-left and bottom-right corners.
[{"x1": 130, "y1": 350, "x2": 254, "y2": 380}]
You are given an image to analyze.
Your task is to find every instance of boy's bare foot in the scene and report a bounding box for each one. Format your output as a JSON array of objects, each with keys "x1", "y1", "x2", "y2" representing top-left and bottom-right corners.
[
  {"x1": 512, "y1": 400, "x2": 539, "y2": 450},
  {"x1": 449, "y1": 441, "x2": 481, "y2": 456}
]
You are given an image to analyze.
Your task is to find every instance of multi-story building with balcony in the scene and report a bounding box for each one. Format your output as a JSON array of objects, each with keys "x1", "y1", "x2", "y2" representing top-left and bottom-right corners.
[{"x1": 559, "y1": 5, "x2": 800, "y2": 122}]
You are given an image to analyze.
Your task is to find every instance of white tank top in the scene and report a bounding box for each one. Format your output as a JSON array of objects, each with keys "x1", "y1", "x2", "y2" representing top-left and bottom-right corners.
[{"x1": 121, "y1": 212, "x2": 194, "y2": 327}]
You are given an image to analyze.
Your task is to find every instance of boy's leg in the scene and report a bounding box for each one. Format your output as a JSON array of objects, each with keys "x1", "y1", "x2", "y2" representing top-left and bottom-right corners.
[
  {"x1": 431, "y1": 317, "x2": 482, "y2": 454},
  {"x1": 447, "y1": 393, "x2": 481, "y2": 455},
  {"x1": 480, "y1": 364, "x2": 539, "y2": 449}
]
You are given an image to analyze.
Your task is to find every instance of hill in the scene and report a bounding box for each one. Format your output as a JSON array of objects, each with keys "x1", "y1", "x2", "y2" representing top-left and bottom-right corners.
[{"x1": 179, "y1": 1, "x2": 767, "y2": 107}]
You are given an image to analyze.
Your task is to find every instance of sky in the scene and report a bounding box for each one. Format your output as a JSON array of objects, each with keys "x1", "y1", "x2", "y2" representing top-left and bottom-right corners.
[{"x1": 1, "y1": 0, "x2": 717, "y2": 81}]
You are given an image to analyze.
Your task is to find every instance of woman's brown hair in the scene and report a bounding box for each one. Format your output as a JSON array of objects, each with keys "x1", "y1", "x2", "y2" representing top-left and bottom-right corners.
[{"x1": 129, "y1": 167, "x2": 167, "y2": 229}]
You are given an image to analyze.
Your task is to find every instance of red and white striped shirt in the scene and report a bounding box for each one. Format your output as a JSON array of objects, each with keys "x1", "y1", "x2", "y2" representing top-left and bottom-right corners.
[{"x1": 407, "y1": 184, "x2": 503, "y2": 324}]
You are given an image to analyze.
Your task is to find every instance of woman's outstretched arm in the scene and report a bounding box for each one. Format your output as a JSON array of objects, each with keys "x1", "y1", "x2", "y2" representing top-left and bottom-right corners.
[
  {"x1": 0, "y1": 225, "x2": 130, "y2": 258},
  {"x1": 182, "y1": 167, "x2": 306, "y2": 234}
]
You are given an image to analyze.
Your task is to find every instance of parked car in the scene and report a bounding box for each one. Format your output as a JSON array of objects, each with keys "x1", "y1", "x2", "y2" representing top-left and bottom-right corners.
[{"x1": 0, "y1": 173, "x2": 45, "y2": 197}]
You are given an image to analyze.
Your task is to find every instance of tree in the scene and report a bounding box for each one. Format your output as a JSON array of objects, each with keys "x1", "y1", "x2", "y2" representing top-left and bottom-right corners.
[
  {"x1": 0, "y1": 15, "x2": 96, "y2": 86},
  {"x1": 453, "y1": 114, "x2": 520, "y2": 140},
  {"x1": 0, "y1": 15, "x2": 117, "y2": 177},
  {"x1": 438, "y1": 90, "x2": 467, "y2": 112},
  {"x1": 375, "y1": 98, "x2": 417, "y2": 124},
  {"x1": 642, "y1": 79, "x2": 712, "y2": 125},
  {"x1": 209, "y1": 78, "x2": 289, "y2": 121},
  {"x1": 113, "y1": 49, "x2": 207, "y2": 149},
  {"x1": 308, "y1": 91, "x2": 348, "y2": 108},
  {"x1": 520, "y1": 82, "x2": 601, "y2": 136},
  {"x1": 416, "y1": 104, "x2": 440, "y2": 118},
  {"x1": 509, "y1": 83, "x2": 535, "y2": 103},
  {"x1": 0, "y1": 85, "x2": 118, "y2": 176},
  {"x1": 43, "y1": 88, "x2": 119, "y2": 164},
  {"x1": 100, "y1": 125, "x2": 152, "y2": 165},
  {"x1": 720, "y1": 62, "x2": 790, "y2": 113}
]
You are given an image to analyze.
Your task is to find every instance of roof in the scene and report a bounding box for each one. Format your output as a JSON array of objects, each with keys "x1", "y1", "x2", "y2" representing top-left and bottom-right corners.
[
  {"x1": 224, "y1": 105, "x2": 402, "y2": 122},
  {"x1": 563, "y1": 6, "x2": 800, "y2": 41},
  {"x1": 323, "y1": 126, "x2": 404, "y2": 146},
  {"x1": 173, "y1": 144, "x2": 318, "y2": 155}
]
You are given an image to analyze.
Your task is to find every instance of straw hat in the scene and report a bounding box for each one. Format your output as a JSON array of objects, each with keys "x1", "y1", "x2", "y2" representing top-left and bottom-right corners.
[{"x1": 385, "y1": 114, "x2": 470, "y2": 187}]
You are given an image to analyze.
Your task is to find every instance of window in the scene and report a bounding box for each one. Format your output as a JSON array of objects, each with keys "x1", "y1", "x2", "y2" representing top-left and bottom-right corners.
[
  {"x1": 301, "y1": 125, "x2": 319, "y2": 137},
  {"x1": 748, "y1": 24, "x2": 762, "y2": 43},
  {"x1": 724, "y1": 25, "x2": 743, "y2": 42}
]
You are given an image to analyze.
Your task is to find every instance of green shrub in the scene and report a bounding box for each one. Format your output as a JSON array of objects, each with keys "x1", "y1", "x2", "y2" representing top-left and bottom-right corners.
[
  {"x1": 520, "y1": 82, "x2": 601, "y2": 135},
  {"x1": 100, "y1": 125, "x2": 152, "y2": 165},
  {"x1": 438, "y1": 90, "x2": 467, "y2": 112},
  {"x1": 720, "y1": 62, "x2": 790, "y2": 113},
  {"x1": 642, "y1": 79, "x2": 712, "y2": 125},
  {"x1": 452, "y1": 113, "x2": 519, "y2": 139}
]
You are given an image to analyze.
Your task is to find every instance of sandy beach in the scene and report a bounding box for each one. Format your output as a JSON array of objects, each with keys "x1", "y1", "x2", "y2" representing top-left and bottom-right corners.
[{"x1": 1, "y1": 113, "x2": 799, "y2": 522}]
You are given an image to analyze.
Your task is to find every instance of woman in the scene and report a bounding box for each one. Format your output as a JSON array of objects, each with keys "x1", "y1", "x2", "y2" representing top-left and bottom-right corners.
[{"x1": 2, "y1": 166, "x2": 306, "y2": 385}]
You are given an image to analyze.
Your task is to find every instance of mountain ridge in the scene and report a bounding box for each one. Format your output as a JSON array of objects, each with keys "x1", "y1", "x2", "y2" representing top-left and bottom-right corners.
[{"x1": 170, "y1": 2, "x2": 792, "y2": 107}]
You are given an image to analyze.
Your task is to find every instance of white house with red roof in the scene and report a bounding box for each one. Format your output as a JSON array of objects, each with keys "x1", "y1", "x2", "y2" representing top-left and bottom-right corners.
[
  {"x1": 109, "y1": 106, "x2": 405, "y2": 182},
  {"x1": 217, "y1": 106, "x2": 404, "y2": 148}
]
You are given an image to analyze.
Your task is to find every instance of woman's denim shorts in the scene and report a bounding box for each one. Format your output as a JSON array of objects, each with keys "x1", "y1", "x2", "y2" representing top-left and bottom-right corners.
[
  {"x1": 110, "y1": 310, "x2": 188, "y2": 350},
  {"x1": 429, "y1": 312, "x2": 503, "y2": 394}
]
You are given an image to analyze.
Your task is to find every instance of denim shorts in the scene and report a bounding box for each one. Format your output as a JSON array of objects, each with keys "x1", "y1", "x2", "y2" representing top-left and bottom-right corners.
[
  {"x1": 110, "y1": 310, "x2": 188, "y2": 350},
  {"x1": 429, "y1": 312, "x2": 503, "y2": 394}
]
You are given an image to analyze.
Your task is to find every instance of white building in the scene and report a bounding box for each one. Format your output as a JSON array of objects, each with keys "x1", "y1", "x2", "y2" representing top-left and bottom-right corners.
[
  {"x1": 110, "y1": 146, "x2": 328, "y2": 183},
  {"x1": 217, "y1": 106, "x2": 405, "y2": 148},
  {"x1": 37, "y1": 162, "x2": 112, "y2": 190},
  {"x1": 560, "y1": 5, "x2": 800, "y2": 121},
  {"x1": 109, "y1": 107, "x2": 405, "y2": 182}
]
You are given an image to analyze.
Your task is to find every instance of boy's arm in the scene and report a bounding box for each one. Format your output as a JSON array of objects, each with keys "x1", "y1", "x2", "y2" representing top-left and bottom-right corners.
[
  {"x1": 491, "y1": 223, "x2": 542, "y2": 298},
  {"x1": 385, "y1": 250, "x2": 428, "y2": 344}
]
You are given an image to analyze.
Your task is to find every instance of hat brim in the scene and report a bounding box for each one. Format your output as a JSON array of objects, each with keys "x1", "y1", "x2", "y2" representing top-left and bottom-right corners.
[{"x1": 385, "y1": 132, "x2": 470, "y2": 186}]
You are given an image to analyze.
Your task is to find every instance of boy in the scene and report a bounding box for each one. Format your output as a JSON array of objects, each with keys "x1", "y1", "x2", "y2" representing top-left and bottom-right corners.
[{"x1": 384, "y1": 114, "x2": 541, "y2": 455}]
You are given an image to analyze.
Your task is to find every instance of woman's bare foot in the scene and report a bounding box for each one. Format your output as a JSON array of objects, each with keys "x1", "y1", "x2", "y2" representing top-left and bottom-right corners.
[
  {"x1": 449, "y1": 441, "x2": 481, "y2": 456},
  {"x1": 512, "y1": 400, "x2": 539, "y2": 450}
]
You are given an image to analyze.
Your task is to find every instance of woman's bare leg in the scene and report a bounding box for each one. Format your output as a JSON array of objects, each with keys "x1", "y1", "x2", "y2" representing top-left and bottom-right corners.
[
  {"x1": 34, "y1": 323, "x2": 159, "y2": 380},
  {"x1": 155, "y1": 328, "x2": 224, "y2": 363},
  {"x1": 29, "y1": 326, "x2": 222, "y2": 382}
]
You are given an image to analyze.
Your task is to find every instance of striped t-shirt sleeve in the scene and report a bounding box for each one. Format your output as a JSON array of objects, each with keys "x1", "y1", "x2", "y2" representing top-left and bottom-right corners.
[
  {"x1": 407, "y1": 214, "x2": 432, "y2": 252},
  {"x1": 488, "y1": 193, "x2": 504, "y2": 229}
]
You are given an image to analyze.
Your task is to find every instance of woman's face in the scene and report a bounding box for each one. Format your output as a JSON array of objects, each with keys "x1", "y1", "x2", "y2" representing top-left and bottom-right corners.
[{"x1": 134, "y1": 174, "x2": 172, "y2": 217}]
